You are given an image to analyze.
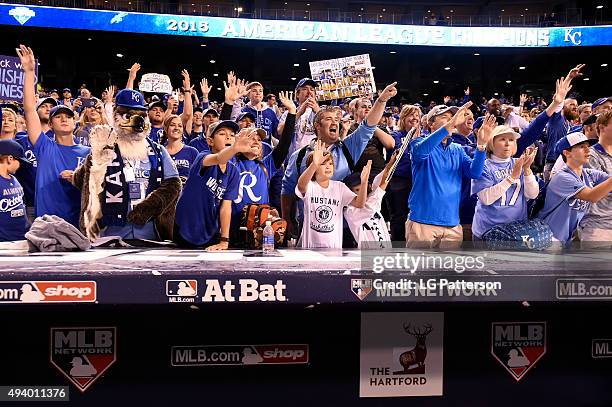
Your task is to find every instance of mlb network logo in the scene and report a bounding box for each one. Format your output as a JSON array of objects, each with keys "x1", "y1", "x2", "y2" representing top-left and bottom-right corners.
[
  {"x1": 351, "y1": 279, "x2": 373, "y2": 300},
  {"x1": 166, "y1": 280, "x2": 197, "y2": 303},
  {"x1": 0, "y1": 281, "x2": 96, "y2": 303}
]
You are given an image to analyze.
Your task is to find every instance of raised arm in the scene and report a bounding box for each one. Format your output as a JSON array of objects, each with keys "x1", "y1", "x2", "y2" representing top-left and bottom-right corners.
[
  {"x1": 202, "y1": 128, "x2": 256, "y2": 167},
  {"x1": 180, "y1": 70, "x2": 194, "y2": 132},
  {"x1": 574, "y1": 177, "x2": 612, "y2": 203},
  {"x1": 16, "y1": 45, "x2": 41, "y2": 145},
  {"x1": 350, "y1": 160, "x2": 370, "y2": 209},
  {"x1": 373, "y1": 127, "x2": 395, "y2": 149},
  {"x1": 366, "y1": 82, "x2": 397, "y2": 126},
  {"x1": 297, "y1": 140, "x2": 325, "y2": 195},
  {"x1": 125, "y1": 63, "x2": 140, "y2": 90},
  {"x1": 272, "y1": 91, "x2": 296, "y2": 168}
]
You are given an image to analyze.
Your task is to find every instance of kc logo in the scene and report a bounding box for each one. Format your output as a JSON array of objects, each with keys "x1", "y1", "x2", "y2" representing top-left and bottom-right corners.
[
  {"x1": 131, "y1": 92, "x2": 141, "y2": 102},
  {"x1": 521, "y1": 235, "x2": 535, "y2": 249},
  {"x1": 564, "y1": 29, "x2": 582, "y2": 45}
]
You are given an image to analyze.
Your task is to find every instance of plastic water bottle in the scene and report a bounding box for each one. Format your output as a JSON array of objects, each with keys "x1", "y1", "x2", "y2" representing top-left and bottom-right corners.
[{"x1": 262, "y1": 220, "x2": 274, "y2": 254}]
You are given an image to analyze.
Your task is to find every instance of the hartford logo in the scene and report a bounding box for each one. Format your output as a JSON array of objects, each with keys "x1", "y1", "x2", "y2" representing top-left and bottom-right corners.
[
  {"x1": 166, "y1": 280, "x2": 197, "y2": 303},
  {"x1": 9, "y1": 6, "x2": 35, "y2": 25},
  {"x1": 51, "y1": 327, "x2": 117, "y2": 392},
  {"x1": 0, "y1": 281, "x2": 96, "y2": 303},
  {"x1": 491, "y1": 322, "x2": 546, "y2": 381},
  {"x1": 171, "y1": 344, "x2": 308, "y2": 366},
  {"x1": 352, "y1": 279, "x2": 373, "y2": 300},
  {"x1": 201, "y1": 279, "x2": 286, "y2": 302}
]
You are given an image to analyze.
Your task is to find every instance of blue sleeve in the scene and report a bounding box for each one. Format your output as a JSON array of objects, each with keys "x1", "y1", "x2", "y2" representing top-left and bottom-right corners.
[
  {"x1": 343, "y1": 120, "x2": 376, "y2": 162},
  {"x1": 462, "y1": 148, "x2": 486, "y2": 179},
  {"x1": 281, "y1": 150, "x2": 300, "y2": 196},
  {"x1": 160, "y1": 146, "x2": 180, "y2": 179},
  {"x1": 547, "y1": 170, "x2": 585, "y2": 204},
  {"x1": 461, "y1": 94, "x2": 469, "y2": 104},
  {"x1": 32, "y1": 131, "x2": 52, "y2": 158},
  {"x1": 222, "y1": 164, "x2": 240, "y2": 201},
  {"x1": 590, "y1": 169, "x2": 610, "y2": 186},
  {"x1": 516, "y1": 110, "x2": 550, "y2": 155},
  {"x1": 177, "y1": 100, "x2": 184, "y2": 115},
  {"x1": 411, "y1": 127, "x2": 449, "y2": 161},
  {"x1": 201, "y1": 101, "x2": 209, "y2": 110},
  {"x1": 544, "y1": 112, "x2": 567, "y2": 160},
  {"x1": 471, "y1": 162, "x2": 495, "y2": 195}
]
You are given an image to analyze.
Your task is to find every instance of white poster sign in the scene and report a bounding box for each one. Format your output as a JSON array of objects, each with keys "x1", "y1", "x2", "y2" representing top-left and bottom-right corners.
[
  {"x1": 309, "y1": 54, "x2": 376, "y2": 102},
  {"x1": 139, "y1": 73, "x2": 173, "y2": 94}
]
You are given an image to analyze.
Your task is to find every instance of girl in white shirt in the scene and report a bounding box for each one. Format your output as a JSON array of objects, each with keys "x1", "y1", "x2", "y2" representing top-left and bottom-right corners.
[
  {"x1": 344, "y1": 152, "x2": 397, "y2": 249},
  {"x1": 295, "y1": 140, "x2": 367, "y2": 248}
]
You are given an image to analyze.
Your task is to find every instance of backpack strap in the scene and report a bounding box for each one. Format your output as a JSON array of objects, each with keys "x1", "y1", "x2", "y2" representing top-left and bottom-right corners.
[
  {"x1": 339, "y1": 141, "x2": 355, "y2": 172},
  {"x1": 296, "y1": 145, "x2": 310, "y2": 173}
]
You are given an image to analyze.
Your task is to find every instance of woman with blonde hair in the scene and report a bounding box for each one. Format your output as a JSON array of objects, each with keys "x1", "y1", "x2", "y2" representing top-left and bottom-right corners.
[
  {"x1": 385, "y1": 104, "x2": 422, "y2": 241},
  {"x1": 74, "y1": 97, "x2": 107, "y2": 146}
]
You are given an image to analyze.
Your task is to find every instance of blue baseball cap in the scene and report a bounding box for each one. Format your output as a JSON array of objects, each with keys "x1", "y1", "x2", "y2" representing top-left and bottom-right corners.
[
  {"x1": 555, "y1": 131, "x2": 589, "y2": 156},
  {"x1": 115, "y1": 89, "x2": 147, "y2": 110},
  {"x1": 36, "y1": 97, "x2": 58, "y2": 110},
  {"x1": 62, "y1": 88, "x2": 71, "y2": 93},
  {"x1": 0, "y1": 139, "x2": 28, "y2": 163},
  {"x1": 295, "y1": 78, "x2": 317, "y2": 93},
  {"x1": 49, "y1": 105, "x2": 74, "y2": 118},
  {"x1": 208, "y1": 120, "x2": 240, "y2": 137},
  {"x1": 236, "y1": 111, "x2": 255, "y2": 123},
  {"x1": 592, "y1": 96, "x2": 612, "y2": 111}
]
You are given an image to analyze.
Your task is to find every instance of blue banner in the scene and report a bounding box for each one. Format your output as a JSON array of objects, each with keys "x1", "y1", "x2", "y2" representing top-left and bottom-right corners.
[
  {"x1": 1, "y1": 3, "x2": 611, "y2": 48},
  {"x1": 0, "y1": 54, "x2": 37, "y2": 102}
]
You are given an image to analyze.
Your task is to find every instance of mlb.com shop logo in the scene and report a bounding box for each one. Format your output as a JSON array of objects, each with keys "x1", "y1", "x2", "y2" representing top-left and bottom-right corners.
[{"x1": 0, "y1": 281, "x2": 96, "y2": 303}]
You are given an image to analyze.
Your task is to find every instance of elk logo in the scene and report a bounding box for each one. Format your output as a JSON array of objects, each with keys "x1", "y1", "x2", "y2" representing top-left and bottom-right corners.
[{"x1": 394, "y1": 323, "x2": 432, "y2": 375}]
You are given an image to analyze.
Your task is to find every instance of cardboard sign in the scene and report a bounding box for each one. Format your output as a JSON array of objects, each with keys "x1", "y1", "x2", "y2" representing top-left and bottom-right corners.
[
  {"x1": 0, "y1": 54, "x2": 38, "y2": 102},
  {"x1": 138, "y1": 73, "x2": 172, "y2": 94},
  {"x1": 309, "y1": 54, "x2": 376, "y2": 102}
]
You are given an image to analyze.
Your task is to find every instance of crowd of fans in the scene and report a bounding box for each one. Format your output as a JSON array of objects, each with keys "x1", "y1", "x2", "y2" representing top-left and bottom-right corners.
[{"x1": 1, "y1": 44, "x2": 611, "y2": 250}]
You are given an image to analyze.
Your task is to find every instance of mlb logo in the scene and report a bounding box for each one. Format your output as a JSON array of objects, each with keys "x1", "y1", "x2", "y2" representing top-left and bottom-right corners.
[
  {"x1": 50, "y1": 327, "x2": 117, "y2": 393},
  {"x1": 166, "y1": 280, "x2": 198, "y2": 297},
  {"x1": 351, "y1": 279, "x2": 373, "y2": 301},
  {"x1": 491, "y1": 322, "x2": 547, "y2": 381}
]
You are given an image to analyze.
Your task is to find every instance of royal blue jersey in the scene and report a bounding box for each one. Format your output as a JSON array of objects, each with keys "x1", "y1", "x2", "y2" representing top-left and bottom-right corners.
[
  {"x1": 538, "y1": 165, "x2": 609, "y2": 243},
  {"x1": 241, "y1": 105, "x2": 279, "y2": 141},
  {"x1": 471, "y1": 158, "x2": 529, "y2": 238},
  {"x1": 188, "y1": 136, "x2": 211, "y2": 154},
  {"x1": 170, "y1": 145, "x2": 199, "y2": 178},
  {"x1": 14, "y1": 133, "x2": 37, "y2": 207},
  {"x1": 232, "y1": 153, "x2": 277, "y2": 215},
  {"x1": 32, "y1": 133, "x2": 91, "y2": 227},
  {"x1": 0, "y1": 175, "x2": 28, "y2": 241},
  {"x1": 148, "y1": 126, "x2": 164, "y2": 144},
  {"x1": 175, "y1": 152, "x2": 240, "y2": 246}
]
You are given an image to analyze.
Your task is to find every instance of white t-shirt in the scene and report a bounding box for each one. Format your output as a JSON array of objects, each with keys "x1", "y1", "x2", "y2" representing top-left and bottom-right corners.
[
  {"x1": 344, "y1": 187, "x2": 391, "y2": 249},
  {"x1": 295, "y1": 180, "x2": 356, "y2": 248}
]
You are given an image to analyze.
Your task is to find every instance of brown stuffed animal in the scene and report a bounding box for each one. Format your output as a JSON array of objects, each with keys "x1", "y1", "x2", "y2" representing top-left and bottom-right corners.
[{"x1": 72, "y1": 89, "x2": 182, "y2": 241}]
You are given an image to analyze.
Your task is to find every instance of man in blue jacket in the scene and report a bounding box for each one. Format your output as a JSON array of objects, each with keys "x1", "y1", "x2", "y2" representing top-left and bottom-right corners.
[{"x1": 406, "y1": 102, "x2": 492, "y2": 249}]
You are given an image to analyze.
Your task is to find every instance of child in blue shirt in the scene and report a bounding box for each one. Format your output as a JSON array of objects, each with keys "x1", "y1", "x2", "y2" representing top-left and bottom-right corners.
[
  {"x1": 174, "y1": 121, "x2": 257, "y2": 249},
  {"x1": 538, "y1": 132, "x2": 612, "y2": 243},
  {"x1": 472, "y1": 125, "x2": 540, "y2": 239},
  {"x1": 0, "y1": 139, "x2": 29, "y2": 241}
]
